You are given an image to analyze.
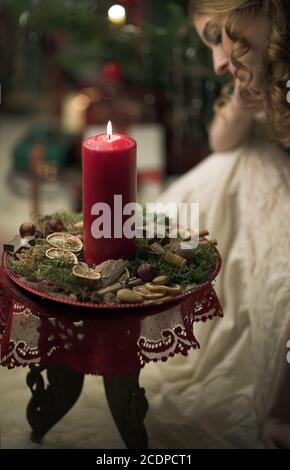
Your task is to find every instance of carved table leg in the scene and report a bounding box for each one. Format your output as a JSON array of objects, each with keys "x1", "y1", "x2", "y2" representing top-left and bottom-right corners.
[
  {"x1": 26, "y1": 364, "x2": 84, "y2": 443},
  {"x1": 103, "y1": 368, "x2": 149, "y2": 449}
]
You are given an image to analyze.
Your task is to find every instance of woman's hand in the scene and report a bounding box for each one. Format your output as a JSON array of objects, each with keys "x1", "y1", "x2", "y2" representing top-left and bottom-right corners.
[
  {"x1": 260, "y1": 417, "x2": 290, "y2": 449},
  {"x1": 208, "y1": 79, "x2": 261, "y2": 152},
  {"x1": 232, "y1": 80, "x2": 264, "y2": 114}
]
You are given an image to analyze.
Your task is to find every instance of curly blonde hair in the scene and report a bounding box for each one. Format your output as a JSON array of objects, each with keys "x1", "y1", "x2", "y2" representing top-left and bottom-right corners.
[{"x1": 189, "y1": 0, "x2": 290, "y2": 148}]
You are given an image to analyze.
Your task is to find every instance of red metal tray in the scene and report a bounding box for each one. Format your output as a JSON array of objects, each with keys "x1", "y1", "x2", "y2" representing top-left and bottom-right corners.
[{"x1": 2, "y1": 250, "x2": 222, "y2": 312}]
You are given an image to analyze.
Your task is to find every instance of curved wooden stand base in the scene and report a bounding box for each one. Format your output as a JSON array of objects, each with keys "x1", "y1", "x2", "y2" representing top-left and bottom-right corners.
[{"x1": 26, "y1": 365, "x2": 148, "y2": 449}]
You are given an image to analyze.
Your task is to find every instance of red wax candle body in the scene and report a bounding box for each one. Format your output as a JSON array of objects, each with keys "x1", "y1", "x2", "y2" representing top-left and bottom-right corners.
[{"x1": 82, "y1": 133, "x2": 137, "y2": 265}]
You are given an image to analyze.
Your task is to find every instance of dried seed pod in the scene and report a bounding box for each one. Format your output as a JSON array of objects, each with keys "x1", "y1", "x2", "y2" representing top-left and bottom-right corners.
[
  {"x1": 133, "y1": 286, "x2": 165, "y2": 300},
  {"x1": 163, "y1": 284, "x2": 182, "y2": 294},
  {"x1": 167, "y1": 241, "x2": 196, "y2": 261},
  {"x1": 118, "y1": 267, "x2": 130, "y2": 285},
  {"x1": 101, "y1": 259, "x2": 128, "y2": 288},
  {"x1": 116, "y1": 289, "x2": 144, "y2": 303},
  {"x1": 133, "y1": 285, "x2": 151, "y2": 295},
  {"x1": 97, "y1": 283, "x2": 122, "y2": 296},
  {"x1": 144, "y1": 283, "x2": 167, "y2": 293},
  {"x1": 152, "y1": 275, "x2": 169, "y2": 285},
  {"x1": 149, "y1": 243, "x2": 165, "y2": 255},
  {"x1": 145, "y1": 283, "x2": 181, "y2": 294},
  {"x1": 163, "y1": 250, "x2": 187, "y2": 268},
  {"x1": 94, "y1": 260, "x2": 111, "y2": 273},
  {"x1": 97, "y1": 278, "x2": 142, "y2": 297}
]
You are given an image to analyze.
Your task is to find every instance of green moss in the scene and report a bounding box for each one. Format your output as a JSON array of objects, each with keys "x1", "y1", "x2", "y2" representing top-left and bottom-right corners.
[
  {"x1": 34, "y1": 211, "x2": 82, "y2": 235},
  {"x1": 8, "y1": 212, "x2": 217, "y2": 301},
  {"x1": 128, "y1": 239, "x2": 216, "y2": 287}
]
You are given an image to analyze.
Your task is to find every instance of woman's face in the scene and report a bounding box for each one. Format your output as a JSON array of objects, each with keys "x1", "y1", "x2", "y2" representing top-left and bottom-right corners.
[{"x1": 194, "y1": 13, "x2": 271, "y2": 96}]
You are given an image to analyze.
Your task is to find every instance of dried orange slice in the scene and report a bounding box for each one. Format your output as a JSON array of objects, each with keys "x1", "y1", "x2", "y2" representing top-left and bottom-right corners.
[
  {"x1": 45, "y1": 248, "x2": 78, "y2": 264},
  {"x1": 72, "y1": 263, "x2": 101, "y2": 281},
  {"x1": 46, "y1": 232, "x2": 83, "y2": 253}
]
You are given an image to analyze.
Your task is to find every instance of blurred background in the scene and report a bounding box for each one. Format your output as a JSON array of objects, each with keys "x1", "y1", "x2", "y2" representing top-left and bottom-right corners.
[{"x1": 0, "y1": 0, "x2": 223, "y2": 244}]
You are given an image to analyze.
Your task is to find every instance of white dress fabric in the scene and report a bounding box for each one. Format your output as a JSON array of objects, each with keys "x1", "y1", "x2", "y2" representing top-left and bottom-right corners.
[{"x1": 140, "y1": 120, "x2": 290, "y2": 448}]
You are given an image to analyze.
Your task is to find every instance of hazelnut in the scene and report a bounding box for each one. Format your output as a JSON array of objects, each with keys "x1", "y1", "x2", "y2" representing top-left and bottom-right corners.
[{"x1": 137, "y1": 263, "x2": 157, "y2": 282}]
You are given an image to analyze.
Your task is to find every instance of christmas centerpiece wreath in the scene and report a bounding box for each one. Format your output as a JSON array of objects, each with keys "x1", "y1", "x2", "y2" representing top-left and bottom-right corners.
[{"x1": 3, "y1": 212, "x2": 221, "y2": 311}]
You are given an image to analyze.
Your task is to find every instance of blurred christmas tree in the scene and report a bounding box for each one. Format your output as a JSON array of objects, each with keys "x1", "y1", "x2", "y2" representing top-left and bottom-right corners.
[{"x1": 3, "y1": 0, "x2": 224, "y2": 173}]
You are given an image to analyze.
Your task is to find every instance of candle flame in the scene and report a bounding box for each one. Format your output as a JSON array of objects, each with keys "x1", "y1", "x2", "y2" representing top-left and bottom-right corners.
[
  {"x1": 107, "y1": 121, "x2": 112, "y2": 140},
  {"x1": 108, "y1": 5, "x2": 126, "y2": 24}
]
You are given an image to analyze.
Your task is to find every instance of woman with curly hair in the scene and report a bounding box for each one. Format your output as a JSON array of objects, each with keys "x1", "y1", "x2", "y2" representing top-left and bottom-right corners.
[
  {"x1": 146, "y1": 0, "x2": 290, "y2": 449},
  {"x1": 190, "y1": 0, "x2": 290, "y2": 149}
]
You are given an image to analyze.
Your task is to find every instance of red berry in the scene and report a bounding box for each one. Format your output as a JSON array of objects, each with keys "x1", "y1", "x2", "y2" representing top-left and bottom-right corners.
[{"x1": 48, "y1": 217, "x2": 64, "y2": 232}]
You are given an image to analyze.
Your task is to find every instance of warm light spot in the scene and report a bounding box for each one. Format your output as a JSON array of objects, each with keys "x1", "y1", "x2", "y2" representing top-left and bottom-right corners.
[
  {"x1": 73, "y1": 94, "x2": 90, "y2": 111},
  {"x1": 107, "y1": 121, "x2": 113, "y2": 139},
  {"x1": 108, "y1": 4, "x2": 126, "y2": 24},
  {"x1": 19, "y1": 11, "x2": 30, "y2": 27}
]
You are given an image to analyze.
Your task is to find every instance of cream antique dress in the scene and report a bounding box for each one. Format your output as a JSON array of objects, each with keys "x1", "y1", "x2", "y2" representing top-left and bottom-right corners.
[{"x1": 140, "y1": 114, "x2": 290, "y2": 448}]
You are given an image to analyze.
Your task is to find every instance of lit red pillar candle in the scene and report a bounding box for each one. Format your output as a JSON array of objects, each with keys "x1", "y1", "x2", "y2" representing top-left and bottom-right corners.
[{"x1": 82, "y1": 122, "x2": 137, "y2": 265}]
